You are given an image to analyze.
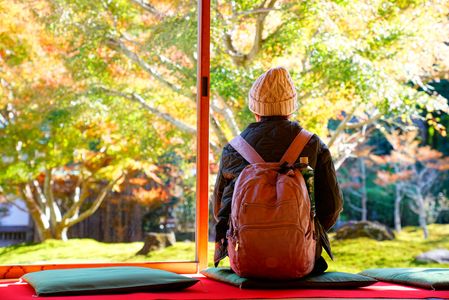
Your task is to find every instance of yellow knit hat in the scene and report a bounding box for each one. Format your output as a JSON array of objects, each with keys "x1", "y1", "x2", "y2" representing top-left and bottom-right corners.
[{"x1": 248, "y1": 67, "x2": 298, "y2": 116}]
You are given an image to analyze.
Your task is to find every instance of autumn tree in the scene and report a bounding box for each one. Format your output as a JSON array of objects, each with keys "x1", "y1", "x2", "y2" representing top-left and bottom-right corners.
[
  {"x1": 0, "y1": 88, "x2": 164, "y2": 241},
  {"x1": 2, "y1": 0, "x2": 449, "y2": 241},
  {"x1": 9, "y1": 2, "x2": 444, "y2": 235},
  {"x1": 0, "y1": 0, "x2": 167, "y2": 241},
  {"x1": 55, "y1": 0, "x2": 448, "y2": 162},
  {"x1": 372, "y1": 130, "x2": 449, "y2": 238}
]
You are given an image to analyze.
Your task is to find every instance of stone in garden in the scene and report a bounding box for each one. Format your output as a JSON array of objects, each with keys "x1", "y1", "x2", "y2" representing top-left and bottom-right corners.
[
  {"x1": 415, "y1": 249, "x2": 449, "y2": 264},
  {"x1": 335, "y1": 221, "x2": 395, "y2": 241},
  {"x1": 136, "y1": 232, "x2": 176, "y2": 255}
]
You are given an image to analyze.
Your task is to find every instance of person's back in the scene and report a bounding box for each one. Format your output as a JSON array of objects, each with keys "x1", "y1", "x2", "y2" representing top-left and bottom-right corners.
[{"x1": 212, "y1": 67, "x2": 343, "y2": 277}]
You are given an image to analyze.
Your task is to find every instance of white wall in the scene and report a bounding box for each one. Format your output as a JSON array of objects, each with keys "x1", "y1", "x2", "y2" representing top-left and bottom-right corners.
[{"x1": 0, "y1": 200, "x2": 29, "y2": 226}]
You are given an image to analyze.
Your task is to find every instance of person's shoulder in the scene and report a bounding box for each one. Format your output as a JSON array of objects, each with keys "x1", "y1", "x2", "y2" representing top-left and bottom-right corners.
[
  {"x1": 234, "y1": 123, "x2": 259, "y2": 141},
  {"x1": 222, "y1": 131, "x2": 249, "y2": 154},
  {"x1": 223, "y1": 124, "x2": 259, "y2": 158},
  {"x1": 311, "y1": 133, "x2": 328, "y2": 148},
  {"x1": 300, "y1": 127, "x2": 329, "y2": 151}
]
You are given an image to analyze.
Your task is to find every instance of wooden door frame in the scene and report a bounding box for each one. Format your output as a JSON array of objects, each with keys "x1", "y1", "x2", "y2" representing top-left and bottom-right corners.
[{"x1": 196, "y1": 0, "x2": 210, "y2": 273}]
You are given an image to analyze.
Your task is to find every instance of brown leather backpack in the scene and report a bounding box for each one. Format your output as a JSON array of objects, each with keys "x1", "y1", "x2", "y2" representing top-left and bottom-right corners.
[{"x1": 227, "y1": 129, "x2": 316, "y2": 279}]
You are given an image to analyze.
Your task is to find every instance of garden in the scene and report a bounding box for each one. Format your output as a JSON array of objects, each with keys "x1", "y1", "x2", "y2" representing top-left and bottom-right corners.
[{"x1": 1, "y1": 0, "x2": 449, "y2": 271}]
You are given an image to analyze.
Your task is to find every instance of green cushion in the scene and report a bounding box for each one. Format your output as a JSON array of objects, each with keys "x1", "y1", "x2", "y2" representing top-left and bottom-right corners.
[
  {"x1": 359, "y1": 268, "x2": 449, "y2": 290},
  {"x1": 201, "y1": 267, "x2": 377, "y2": 289},
  {"x1": 21, "y1": 266, "x2": 199, "y2": 296}
]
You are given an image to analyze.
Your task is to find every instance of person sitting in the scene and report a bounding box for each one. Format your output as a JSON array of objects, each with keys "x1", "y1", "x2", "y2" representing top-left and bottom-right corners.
[{"x1": 212, "y1": 66, "x2": 343, "y2": 276}]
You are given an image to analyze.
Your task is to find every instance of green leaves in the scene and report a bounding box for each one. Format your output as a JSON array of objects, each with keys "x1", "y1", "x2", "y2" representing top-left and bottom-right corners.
[
  {"x1": 2, "y1": 0, "x2": 448, "y2": 215},
  {"x1": 0, "y1": 33, "x2": 29, "y2": 66},
  {"x1": 147, "y1": 10, "x2": 198, "y2": 55}
]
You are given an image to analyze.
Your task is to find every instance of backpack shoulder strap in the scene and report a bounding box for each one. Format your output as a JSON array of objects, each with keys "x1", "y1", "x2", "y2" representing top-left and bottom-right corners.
[
  {"x1": 229, "y1": 135, "x2": 265, "y2": 164},
  {"x1": 280, "y1": 129, "x2": 313, "y2": 165}
]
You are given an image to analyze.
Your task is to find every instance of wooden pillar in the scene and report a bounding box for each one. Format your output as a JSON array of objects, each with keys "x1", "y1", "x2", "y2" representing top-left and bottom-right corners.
[{"x1": 196, "y1": 0, "x2": 210, "y2": 272}]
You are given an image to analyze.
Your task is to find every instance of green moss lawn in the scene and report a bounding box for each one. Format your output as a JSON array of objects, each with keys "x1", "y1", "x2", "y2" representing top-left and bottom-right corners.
[
  {"x1": 1, "y1": 224, "x2": 448, "y2": 273},
  {"x1": 326, "y1": 224, "x2": 449, "y2": 272}
]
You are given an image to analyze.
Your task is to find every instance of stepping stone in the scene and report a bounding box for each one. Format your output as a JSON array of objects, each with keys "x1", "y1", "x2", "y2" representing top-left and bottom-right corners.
[{"x1": 415, "y1": 249, "x2": 449, "y2": 264}]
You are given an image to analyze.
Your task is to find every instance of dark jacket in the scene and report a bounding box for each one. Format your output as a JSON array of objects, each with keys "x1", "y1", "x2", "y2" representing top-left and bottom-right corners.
[{"x1": 212, "y1": 116, "x2": 343, "y2": 266}]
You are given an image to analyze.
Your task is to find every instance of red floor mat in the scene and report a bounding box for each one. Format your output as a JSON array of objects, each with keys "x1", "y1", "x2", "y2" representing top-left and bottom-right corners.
[{"x1": 1, "y1": 275, "x2": 448, "y2": 299}]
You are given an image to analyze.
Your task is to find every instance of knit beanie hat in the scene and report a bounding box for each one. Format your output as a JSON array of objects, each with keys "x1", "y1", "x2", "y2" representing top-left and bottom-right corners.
[{"x1": 248, "y1": 67, "x2": 298, "y2": 116}]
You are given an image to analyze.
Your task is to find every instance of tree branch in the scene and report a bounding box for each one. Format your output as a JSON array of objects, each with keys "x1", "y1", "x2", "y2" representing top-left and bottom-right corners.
[
  {"x1": 100, "y1": 88, "x2": 196, "y2": 133},
  {"x1": 129, "y1": 0, "x2": 166, "y2": 19},
  {"x1": 106, "y1": 38, "x2": 195, "y2": 99},
  {"x1": 0, "y1": 112, "x2": 8, "y2": 127},
  {"x1": 334, "y1": 151, "x2": 352, "y2": 171},
  {"x1": 65, "y1": 174, "x2": 124, "y2": 228},
  {"x1": 32, "y1": 180, "x2": 46, "y2": 208},
  {"x1": 61, "y1": 181, "x2": 90, "y2": 226},
  {"x1": 120, "y1": 33, "x2": 196, "y2": 81},
  {"x1": 210, "y1": 113, "x2": 229, "y2": 148},
  {"x1": 130, "y1": 92, "x2": 198, "y2": 133},
  {"x1": 211, "y1": 95, "x2": 241, "y2": 137},
  {"x1": 20, "y1": 184, "x2": 50, "y2": 230},
  {"x1": 327, "y1": 106, "x2": 357, "y2": 148},
  {"x1": 104, "y1": 33, "x2": 236, "y2": 154},
  {"x1": 347, "y1": 188, "x2": 362, "y2": 198},
  {"x1": 97, "y1": 87, "x2": 221, "y2": 153},
  {"x1": 346, "y1": 199, "x2": 363, "y2": 212},
  {"x1": 408, "y1": 201, "x2": 420, "y2": 214},
  {"x1": 2, "y1": 197, "x2": 28, "y2": 213},
  {"x1": 44, "y1": 168, "x2": 62, "y2": 226},
  {"x1": 234, "y1": 7, "x2": 279, "y2": 17},
  {"x1": 418, "y1": 169, "x2": 438, "y2": 194},
  {"x1": 333, "y1": 126, "x2": 374, "y2": 170},
  {"x1": 345, "y1": 113, "x2": 382, "y2": 129},
  {"x1": 223, "y1": 0, "x2": 278, "y2": 66}
]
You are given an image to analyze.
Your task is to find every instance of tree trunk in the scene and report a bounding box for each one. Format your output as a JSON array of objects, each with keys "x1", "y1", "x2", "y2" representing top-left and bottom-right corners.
[
  {"x1": 416, "y1": 194, "x2": 429, "y2": 239},
  {"x1": 360, "y1": 158, "x2": 368, "y2": 221},
  {"x1": 419, "y1": 212, "x2": 429, "y2": 239},
  {"x1": 20, "y1": 175, "x2": 119, "y2": 242},
  {"x1": 54, "y1": 226, "x2": 68, "y2": 241},
  {"x1": 394, "y1": 184, "x2": 402, "y2": 232},
  {"x1": 38, "y1": 228, "x2": 53, "y2": 242},
  {"x1": 32, "y1": 222, "x2": 69, "y2": 241},
  {"x1": 20, "y1": 186, "x2": 52, "y2": 242}
]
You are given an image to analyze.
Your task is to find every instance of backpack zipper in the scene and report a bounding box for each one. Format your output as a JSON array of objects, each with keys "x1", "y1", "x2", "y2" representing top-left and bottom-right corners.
[
  {"x1": 241, "y1": 200, "x2": 297, "y2": 213},
  {"x1": 238, "y1": 223, "x2": 306, "y2": 232},
  {"x1": 232, "y1": 222, "x2": 310, "y2": 254},
  {"x1": 233, "y1": 223, "x2": 307, "y2": 252}
]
